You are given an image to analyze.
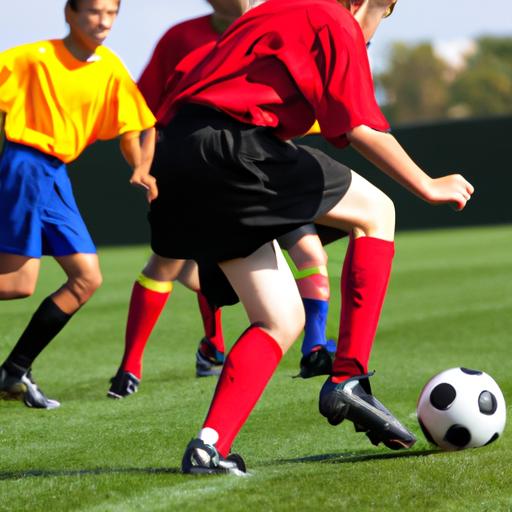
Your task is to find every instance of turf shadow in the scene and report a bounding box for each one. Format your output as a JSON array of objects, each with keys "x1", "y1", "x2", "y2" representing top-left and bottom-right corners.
[
  {"x1": 275, "y1": 448, "x2": 440, "y2": 465},
  {"x1": 0, "y1": 466, "x2": 180, "y2": 481}
]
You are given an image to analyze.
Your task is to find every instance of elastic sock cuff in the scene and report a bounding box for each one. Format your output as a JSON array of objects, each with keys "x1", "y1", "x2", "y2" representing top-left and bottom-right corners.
[{"x1": 136, "y1": 273, "x2": 173, "y2": 293}]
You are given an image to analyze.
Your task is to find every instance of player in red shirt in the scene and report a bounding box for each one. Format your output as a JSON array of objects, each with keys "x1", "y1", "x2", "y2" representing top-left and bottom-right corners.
[
  {"x1": 148, "y1": 0, "x2": 473, "y2": 475},
  {"x1": 107, "y1": 2, "x2": 249, "y2": 400},
  {"x1": 109, "y1": 0, "x2": 358, "y2": 397}
]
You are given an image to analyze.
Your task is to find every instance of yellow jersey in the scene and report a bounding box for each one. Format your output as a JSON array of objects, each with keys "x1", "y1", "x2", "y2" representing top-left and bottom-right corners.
[{"x1": 0, "y1": 40, "x2": 155, "y2": 163}]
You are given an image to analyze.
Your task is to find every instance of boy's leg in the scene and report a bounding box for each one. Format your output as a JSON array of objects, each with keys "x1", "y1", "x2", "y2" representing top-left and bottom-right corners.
[
  {"x1": 182, "y1": 242, "x2": 304, "y2": 474},
  {"x1": 316, "y1": 171, "x2": 416, "y2": 449},
  {"x1": 108, "y1": 254, "x2": 183, "y2": 399},
  {"x1": 280, "y1": 228, "x2": 335, "y2": 378},
  {"x1": 0, "y1": 253, "x2": 40, "y2": 299},
  {"x1": 195, "y1": 291, "x2": 225, "y2": 377},
  {"x1": 176, "y1": 260, "x2": 226, "y2": 377},
  {"x1": 0, "y1": 253, "x2": 101, "y2": 409}
]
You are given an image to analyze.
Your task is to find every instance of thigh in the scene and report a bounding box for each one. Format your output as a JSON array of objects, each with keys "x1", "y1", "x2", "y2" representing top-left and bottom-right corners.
[
  {"x1": 219, "y1": 242, "x2": 304, "y2": 352},
  {"x1": 279, "y1": 227, "x2": 327, "y2": 269},
  {"x1": 55, "y1": 253, "x2": 101, "y2": 280},
  {"x1": 316, "y1": 171, "x2": 395, "y2": 240}
]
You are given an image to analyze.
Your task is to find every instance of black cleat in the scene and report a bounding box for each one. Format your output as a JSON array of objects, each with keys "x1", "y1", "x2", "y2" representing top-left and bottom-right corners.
[
  {"x1": 107, "y1": 369, "x2": 140, "y2": 399},
  {"x1": 319, "y1": 374, "x2": 416, "y2": 450},
  {"x1": 195, "y1": 337, "x2": 224, "y2": 378},
  {"x1": 0, "y1": 365, "x2": 60, "y2": 409},
  {"x1": 298, "y1": 346, "x2": 333, "y2": 379},
  {"x1": 181, "y1": 438, "x2": 247, "y2": 476}
]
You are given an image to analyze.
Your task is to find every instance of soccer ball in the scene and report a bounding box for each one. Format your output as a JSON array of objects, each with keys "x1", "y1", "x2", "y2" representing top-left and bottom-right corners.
[{"x1": 417, "y1": 367, "x2": 506, "y2": 451}]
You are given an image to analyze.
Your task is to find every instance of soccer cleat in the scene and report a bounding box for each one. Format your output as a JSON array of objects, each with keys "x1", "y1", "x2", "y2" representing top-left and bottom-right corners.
[
  {"x1": 181, "y1": 438, "x2": 247, "y2": 476},
  {"x1": 107, "y1": 369, "x2": 140, "y2": 399},
  {"x1": 195, "y1": 337, "x2": 225, "y2": 378},
  {"x1": 298, "y1": 345, "x2": 333, "y2": 379},
  {"x1": 319, "y1": 374, "x2": 416, "y2": 450},
  {"x1": 0, "y1": 365, "x2": 60, "y2": 409}
]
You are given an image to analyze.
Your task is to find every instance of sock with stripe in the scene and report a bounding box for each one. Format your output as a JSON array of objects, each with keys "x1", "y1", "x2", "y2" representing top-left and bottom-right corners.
[
  {"x1": 120, "y1": 274, "x2": 172, "y2": 379},
  {"x1": 287, "y1": 256, "x2": 332, "y2": 355}
]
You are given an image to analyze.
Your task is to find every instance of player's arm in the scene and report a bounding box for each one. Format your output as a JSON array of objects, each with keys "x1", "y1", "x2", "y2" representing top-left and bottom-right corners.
[
  {"x1": 353, "y1": 0, "x2": 397, "y2": 43},
  {"x1": 119, "y1": 127, "x2": 158, "y2": 202},
  {"x1": 347, "y1": 125, "x2": 474, "y2": 211}
]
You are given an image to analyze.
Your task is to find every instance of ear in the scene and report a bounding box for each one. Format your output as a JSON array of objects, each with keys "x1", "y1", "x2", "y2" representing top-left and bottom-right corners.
[{"x1": 64, "y1": 3, "x2": 72, "y2": 24}]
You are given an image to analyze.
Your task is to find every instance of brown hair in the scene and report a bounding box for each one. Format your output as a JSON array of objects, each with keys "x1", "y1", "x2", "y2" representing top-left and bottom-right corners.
[{"x1": 67, "y1": 0, "x2": 121, "y2": 11}]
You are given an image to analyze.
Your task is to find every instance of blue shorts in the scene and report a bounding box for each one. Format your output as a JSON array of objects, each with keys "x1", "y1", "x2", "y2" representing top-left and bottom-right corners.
[{"x1": 0, "y1": 141, "x2": 96, "y2": 258}]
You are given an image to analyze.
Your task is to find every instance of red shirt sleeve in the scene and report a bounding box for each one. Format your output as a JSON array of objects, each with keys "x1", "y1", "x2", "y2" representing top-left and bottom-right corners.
[{"x1": 309, "y1": 8, "x2": 390, "y2": 147}]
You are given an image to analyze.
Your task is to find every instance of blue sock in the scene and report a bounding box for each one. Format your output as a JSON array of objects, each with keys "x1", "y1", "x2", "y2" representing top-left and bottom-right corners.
[{"x1": 301, "y1": 298, "x2": 329, "y2": 355}]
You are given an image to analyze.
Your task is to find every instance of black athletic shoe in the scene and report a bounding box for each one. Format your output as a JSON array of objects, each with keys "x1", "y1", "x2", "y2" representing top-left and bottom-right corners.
[
  {"x1": 0, "y1": 365, "x2": 60, "y2": 409},
  {"x1": 298, "y1": 346, "x2": 333, "y2": 379},
  {"x1": 181, "y1": 438, "x2": 247, "y2": 476},
  {"x1": 319, "y1": 374, "x2": 416, "y2": 450},
  {"x1": 195, "y1": 338, "x2": 225, "y2": 378},
  {"x1": 107, "y1": 369, "x2": 140, "y2": 399}
]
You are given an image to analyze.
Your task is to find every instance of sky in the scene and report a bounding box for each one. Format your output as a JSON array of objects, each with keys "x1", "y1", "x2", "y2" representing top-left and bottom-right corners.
[{"x1": 0, "y1": 1, "x2": 511, "y2": 78}]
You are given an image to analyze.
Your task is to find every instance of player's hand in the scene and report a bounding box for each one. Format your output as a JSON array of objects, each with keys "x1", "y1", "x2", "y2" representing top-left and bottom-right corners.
[
  {"x1": 424, "y1": 174, "x2": 474, "y2": 211},
  {"x1": 130, "y1": 170, "x2": 158, "y2": 203}
]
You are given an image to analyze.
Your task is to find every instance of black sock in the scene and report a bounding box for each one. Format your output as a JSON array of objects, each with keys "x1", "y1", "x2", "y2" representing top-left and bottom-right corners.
[{"x1": 3, "y1": 296, "x2": 72, "y2": 372}]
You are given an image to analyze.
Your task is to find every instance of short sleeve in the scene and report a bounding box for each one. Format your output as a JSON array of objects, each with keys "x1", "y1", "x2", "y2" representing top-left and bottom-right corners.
[
  {"x1": 97, "y1": 64, "x2": 156, "y2": 140},
  {"x1": 314, "y1": 19, "x2": 389, "y2": 148},
  {"x1": 0, "y1": 47, "x2": 22, "y2": 113}
]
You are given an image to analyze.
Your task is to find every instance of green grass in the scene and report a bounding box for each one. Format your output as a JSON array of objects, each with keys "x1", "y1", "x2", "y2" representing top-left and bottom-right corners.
[{"x1": 1, "y1": 225, "x2": 511, "y2": 512}]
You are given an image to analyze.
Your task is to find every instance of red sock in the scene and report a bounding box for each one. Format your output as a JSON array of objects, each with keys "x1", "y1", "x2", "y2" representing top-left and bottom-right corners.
[
  {"x1": 197, "y1": 291, "x2": 225, "y2": 353},
  {"x1": 121, "y1": 279, "x2": 172, "y2": 379},
  {"x1": 332, "y1": 237, "x2": 394, "y2": 383},
  {"x1": 202, "y1": 326, "x2": 282, "y2": 456}
]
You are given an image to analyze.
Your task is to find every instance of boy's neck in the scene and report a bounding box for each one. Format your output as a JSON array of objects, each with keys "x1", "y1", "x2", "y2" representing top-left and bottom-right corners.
[
  {"x1": 211, "y1": 12, "x2": 238, "y2": 34},
  {"x1": 63, "y1": 35, "x2": 100, "y2": 62}
]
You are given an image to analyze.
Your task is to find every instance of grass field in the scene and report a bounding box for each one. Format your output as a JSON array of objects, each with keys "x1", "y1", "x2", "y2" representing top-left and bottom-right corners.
[{"x1": 1, "y1": 225, "x2": 511, "y2": 512}]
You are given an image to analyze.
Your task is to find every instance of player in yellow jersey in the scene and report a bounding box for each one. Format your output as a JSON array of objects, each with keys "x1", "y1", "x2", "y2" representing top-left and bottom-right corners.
[{"x1": 0, "y1": 0, "x2": 157, "y2": 409}]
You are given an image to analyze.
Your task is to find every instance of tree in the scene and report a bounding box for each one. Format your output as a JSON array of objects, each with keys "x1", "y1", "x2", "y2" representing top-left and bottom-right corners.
[
  {"x1": 449, "y1": 37, "x2": 512, "y2": 118},
  {"x1": 376, "y1": 42, "x2": 450, "y2": 125}
]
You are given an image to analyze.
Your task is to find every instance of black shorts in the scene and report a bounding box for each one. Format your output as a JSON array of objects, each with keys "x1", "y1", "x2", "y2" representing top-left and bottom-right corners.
[{"x1": 149, "y1": 104, "x2": 351, "y2": 262}]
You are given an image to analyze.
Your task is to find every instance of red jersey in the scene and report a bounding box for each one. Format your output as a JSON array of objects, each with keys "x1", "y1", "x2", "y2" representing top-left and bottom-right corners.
[
  {"x1": 138, "y1": 15, "x2": 218, "y2": 114},
  {"x1": 157, "y1": 0, "x2": 389, "y2": 148}
]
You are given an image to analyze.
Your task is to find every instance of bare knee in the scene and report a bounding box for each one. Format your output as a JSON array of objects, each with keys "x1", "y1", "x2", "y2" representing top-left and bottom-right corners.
[
  {"x1": 68, "y1": 269, "x2": 103, "y2": 305},
  {"x1": 360, "y1": 191, "x2": 395, "y2": 240},
  {"x1": 289, "y1": 242, "x2": 328, "y2": 269},
  {"x1": 143, "y1": 254, "x2": 184, "y2": 282},
  {"x1": 263, "y1": 299, "x2": 305, "y2": 351}
]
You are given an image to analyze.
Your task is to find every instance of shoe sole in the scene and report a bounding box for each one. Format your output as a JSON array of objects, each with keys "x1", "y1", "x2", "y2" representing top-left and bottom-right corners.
[{"x1": 321, "y1": 389, "x2": 416, "y2": 449}]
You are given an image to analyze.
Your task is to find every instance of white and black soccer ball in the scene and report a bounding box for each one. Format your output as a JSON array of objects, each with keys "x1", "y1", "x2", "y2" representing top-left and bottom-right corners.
[{"x1": 417, "y1": 367, "x2": 506, "y2": 451}]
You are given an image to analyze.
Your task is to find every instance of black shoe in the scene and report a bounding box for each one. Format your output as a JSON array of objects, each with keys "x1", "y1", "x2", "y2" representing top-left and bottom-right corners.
[
  {"x1": 195, "y1": 338, "x2": 225, "y2": 378},
  {"x1": 319, "y1": 374, "x2": 416, "y2": 450},
  {"x1": 107, "y1": 369, "x2": 140, "y2": 399},
  {"x1": 181, "y1": 438, "x2": 247, "y2": 476},
  {"x1": 0, "y1": 365, "x2": 60, "y2": 409},
  {"x1": 298, "y1": 346, "x2": 333, "y2": 379}
]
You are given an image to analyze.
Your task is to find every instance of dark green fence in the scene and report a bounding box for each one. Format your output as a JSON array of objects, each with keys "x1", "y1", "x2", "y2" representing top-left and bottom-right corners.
[{"x1": 69, "y1": 115, "x2": 512, "y2": 246}]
